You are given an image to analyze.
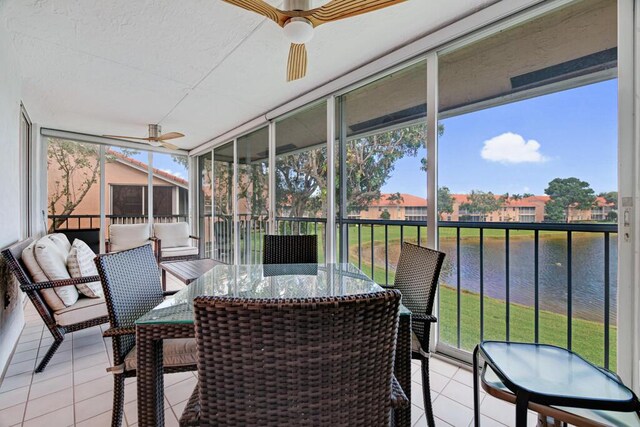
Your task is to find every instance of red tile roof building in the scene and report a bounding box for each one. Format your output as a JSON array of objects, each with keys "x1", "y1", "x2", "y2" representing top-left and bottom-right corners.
[{"x1": 357, "y1": 193, "x2": 615, "y2": 223}]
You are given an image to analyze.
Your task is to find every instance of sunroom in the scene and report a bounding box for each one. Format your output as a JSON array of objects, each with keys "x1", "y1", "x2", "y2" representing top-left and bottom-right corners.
[{"x1": 0, "y1": 0, "x2": 638, "y2": 426}]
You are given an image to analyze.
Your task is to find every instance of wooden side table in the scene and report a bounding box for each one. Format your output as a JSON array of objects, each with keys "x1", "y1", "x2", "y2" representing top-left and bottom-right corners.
[{"x1": 159, "y1": 258, "x2": 222, "y2": 289}]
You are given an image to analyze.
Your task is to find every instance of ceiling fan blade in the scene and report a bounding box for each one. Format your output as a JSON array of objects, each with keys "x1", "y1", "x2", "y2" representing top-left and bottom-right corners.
[
  {"x1": 159, "y1": 141, "x2": 179, "y2": 150},
  {"x1": 221, "y1": 0, "x2": 287, "y2": 26},
  {"x1": 158, "y1": 132, "x2": 185, "y2": 141},
  {"x1": 103, "y1": 135, "x2": 152, "y2": 141},
  {"x1": 308, "y1": 0, "x2": 406, "y2": 27},
  {"x1": 287, "y1": 43, "x2": 307, "y2": 82}
]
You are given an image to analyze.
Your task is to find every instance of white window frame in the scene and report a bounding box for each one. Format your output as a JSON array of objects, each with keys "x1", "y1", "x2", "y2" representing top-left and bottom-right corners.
[{"x1": 19, "y1": 103, "x2": 32, "y2": 239}]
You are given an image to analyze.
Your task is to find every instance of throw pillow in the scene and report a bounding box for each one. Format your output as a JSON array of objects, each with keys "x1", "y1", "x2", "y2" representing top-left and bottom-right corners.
[
  {"x1": 67, "y1": 239, "x2": 103, "y2": 298},
  {"x1": 22, "y1": 240, "x2": 66, "y2": 311},
  {"x1": 47, "y1": 233, "x2": 72, "y2": 254},
  {"x1": 34, "y1": 236, "x2": 79, "y2": 307}
]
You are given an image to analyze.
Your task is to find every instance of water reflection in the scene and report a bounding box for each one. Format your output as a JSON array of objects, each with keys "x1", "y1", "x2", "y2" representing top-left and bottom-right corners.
[{"x1": 439, "y1": 233, "x2": 617, "y2": 323}]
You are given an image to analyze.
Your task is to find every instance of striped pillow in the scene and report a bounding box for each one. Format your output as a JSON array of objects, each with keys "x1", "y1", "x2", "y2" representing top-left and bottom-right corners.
[{"x1": 66, "y1": 239, "x2": 103, "y2": 298}]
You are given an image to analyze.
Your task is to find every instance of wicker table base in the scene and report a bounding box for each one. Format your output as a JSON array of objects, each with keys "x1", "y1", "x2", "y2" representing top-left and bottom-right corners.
[{"x1": 136, "y1": 317, "x2": 412, "y2": 427}]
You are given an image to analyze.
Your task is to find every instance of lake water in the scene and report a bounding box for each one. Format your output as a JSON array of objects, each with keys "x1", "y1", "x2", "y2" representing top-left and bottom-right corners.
[{"x1": 438, "y1": 233, "x2": 617, "y2": 324}]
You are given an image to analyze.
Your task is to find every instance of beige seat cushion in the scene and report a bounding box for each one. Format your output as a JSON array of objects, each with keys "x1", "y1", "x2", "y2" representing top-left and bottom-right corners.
[
  {"x1": 124, "y1": 338, "x2": 196, "y2": 371},
  {"x1": 154, "y1": 222, "x2": 190, "y2": 248},
  {"x1": 54, "y1": 297, "x2": 108, "y2": 326},
  {"x1": 412, "y1": 331, "x2": 423, "y2": 354},
  {"x1": 161, "y1": 246, "x2": 198, "y2": 258},
  {"x1": 109, "y1": 224, "x2": 152, "y2": 252}
]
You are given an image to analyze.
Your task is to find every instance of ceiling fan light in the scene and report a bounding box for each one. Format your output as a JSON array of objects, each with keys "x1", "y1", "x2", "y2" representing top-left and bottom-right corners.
[{"x1": 283, "y1": 18, "x2": 314, "y2": 44}]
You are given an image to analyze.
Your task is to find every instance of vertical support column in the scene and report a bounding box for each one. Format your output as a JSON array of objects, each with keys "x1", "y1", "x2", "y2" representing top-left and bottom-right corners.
[
  {"x1": 232, "y1": 139, "x2": 239, "y2": 265},
  {"x1": 326, "y1": 97, "x2": 336, "y2": 264},
  {"x1": 99, "y1": 145, "x2": 106, "y2": 253},
  {"x1": 147, "y1": 152, "x2": 154, "y2": 227},
  {"x1": 210, "y1": 149, "x2": 215, "y2": 260},
  {"x1": 617, "y1": 0, "x2": 637, "y2": 390},
  {"x1": 426, "y1": 52, "x2": 439, "y2": 352},
  {"x1": 188, "y1": 155, "x2": 197, "y2": 235},
  {"x1": 268, "y1": 123, "x2": 277, "y2": 234},
  {"x1": 339, "y1": 97, "x2": 349, "y2": 263},
  {"x1": 426, "y1": 52, "x2": 438, "y2": 249}
]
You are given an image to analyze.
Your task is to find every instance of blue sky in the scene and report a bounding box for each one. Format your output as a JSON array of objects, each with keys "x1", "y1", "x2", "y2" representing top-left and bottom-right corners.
[
  {"x1": 382, "y1": 79, "x2": 618, "y2": 197},
  {"x1": 114, "y1": 148, "x2": 189, "y2": 181}
]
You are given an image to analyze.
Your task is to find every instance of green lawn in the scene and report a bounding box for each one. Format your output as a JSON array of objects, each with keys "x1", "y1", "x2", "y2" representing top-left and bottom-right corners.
[{"x1": 438, "y1": 284, "x2": 617, "y2": 370}]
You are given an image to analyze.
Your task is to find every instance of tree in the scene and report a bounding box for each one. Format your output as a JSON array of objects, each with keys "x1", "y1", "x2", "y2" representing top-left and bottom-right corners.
[
  {"x1": 275, "y1": 123, "x2": 442, "y2": 219},
  {"x1": 522, "y1": 193, "x2": 534, "y2": 198},
  {"x1": 387, "y1": 192, "x2": 404, "y2": 206},
  {"x1": 598, "y1": 191, "x2": 618, "y2": 207},
  {"x1": 511, "y1": 193, "x2": 523, "y2": 201},
  {"x1": 597, "y1": 191, "x2": 618, "y2": 223},
  {"x1": 544, "y1": 177, "x2": 596, "y2": 222},
  {"x1": 48, "y1": 139, "x2": 101, "y2": 231},
  {"x1": 437, "y1": 186, "x2": 454, "y2": 216},
  {"x1": 237, "y1": 161, "x2": 269, "y2": 218},
  {"x1": 459, "y1": 190, "x2": 504, "y2": 222},
  {"x1": 171, "y1": 155, "x2": 189, "y2": 169},
  {"x1": 380, "y1": 209, "x2": 391, "y2": 220},
  {"x1": 345, "y1": 125, "x2": 426, "y2": 215},
  {"x1": 275, "y1": 147, "x2": 326, "y2": 218}
]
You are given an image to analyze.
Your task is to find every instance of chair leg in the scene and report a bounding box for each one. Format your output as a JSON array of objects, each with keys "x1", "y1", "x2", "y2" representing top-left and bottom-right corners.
[
  {"x1": 421, "y1": 357, "x2": 436, "y2": 427},
  {"x1": 35, "y1": 337, "x2": 63, "y2": 373},
  {"x1": 112, "y1": 375, "x2": 126, "y2": 427}
]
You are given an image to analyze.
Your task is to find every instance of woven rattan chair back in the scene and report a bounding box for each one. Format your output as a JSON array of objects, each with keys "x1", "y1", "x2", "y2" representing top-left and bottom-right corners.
[
  {"x1": 262, "y1": 234, "x2": 318, "y2": 265},
  {"x1": 393, "y1": 242, "x2": 445, "y2": 345},
  {"x1": 95, "y1": 244, "x2": 165, "y2": 365},
  {"x1": 2, "y1": 238, "x2": 36, "y2": 290},
  {"x1": 192, "y1": 290, "x2": 401, "y2": 426}
]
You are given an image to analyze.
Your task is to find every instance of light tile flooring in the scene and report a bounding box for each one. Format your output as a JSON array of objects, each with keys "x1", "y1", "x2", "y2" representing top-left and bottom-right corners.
[{"x1": 0, "y1": 277, "x2": 533, "y2": 427}]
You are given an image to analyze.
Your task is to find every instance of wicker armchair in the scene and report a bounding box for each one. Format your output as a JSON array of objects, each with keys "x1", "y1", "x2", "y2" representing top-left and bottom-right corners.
[
  {"x1": 1, "y1": 238, "x2": 109, "y2": 373},
  {"x1": 94, "y1": 244, "x2": 197, "y2": 427},
  {"x1": 389, "y1": 242, "x2": 445, "y2": 427},
  {"x1": 105, "y1": 223, "x2": 154, "y2": 254},
  {"x1": 179, "y1": 290, "x2": 408, "y2": 426},
  {"x1": 262, "y1": 234, "x2": 318, "y2": 264},
  {"x1": 153, "y1": 222, "x2": 200, "y2": 263}
]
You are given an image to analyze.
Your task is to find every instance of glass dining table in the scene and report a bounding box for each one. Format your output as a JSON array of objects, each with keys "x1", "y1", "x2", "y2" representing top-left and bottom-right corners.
[{"x1": 135, "y1": 263, "x2": 413, "y2": 427}]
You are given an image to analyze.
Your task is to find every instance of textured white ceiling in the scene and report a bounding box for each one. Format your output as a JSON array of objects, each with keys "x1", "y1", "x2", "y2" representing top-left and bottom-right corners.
[{"x1": 3, "y1": 0, "x2": 497, "y2": 149}]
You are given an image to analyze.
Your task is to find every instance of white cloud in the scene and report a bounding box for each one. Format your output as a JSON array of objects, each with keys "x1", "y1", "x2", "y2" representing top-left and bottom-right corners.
[
  {"x1": 161, "y1": 168, "x2": 184, "y2": 179},
  {"x1": 481, "y1": 132, "x2": 547, "y2": 164}
]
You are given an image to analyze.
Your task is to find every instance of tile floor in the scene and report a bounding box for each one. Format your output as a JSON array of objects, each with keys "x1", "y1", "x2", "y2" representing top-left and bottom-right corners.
[{"x1": 0, "y1": 276, "x2": 533, "y2": 427}]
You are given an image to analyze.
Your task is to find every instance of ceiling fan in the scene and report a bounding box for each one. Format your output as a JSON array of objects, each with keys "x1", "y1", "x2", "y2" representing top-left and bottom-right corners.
[
  {"x1": 103, "y1": 124, "x2": 184, "y2": 150},
  {"x1": 222, "y1": 0, "x2": 407, "y2": 81}
]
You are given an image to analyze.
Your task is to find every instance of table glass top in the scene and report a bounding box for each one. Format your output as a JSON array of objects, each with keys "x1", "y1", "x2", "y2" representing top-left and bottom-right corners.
[
  {"x1": 483, "y1": 366, "x2": 640, "y2": 425},
  {"x1": 137, "y1": 263, "x2": 408, "y2": 325},
  {"x1": 481, "y1": 341, "x2": 635, "y2": 403}
]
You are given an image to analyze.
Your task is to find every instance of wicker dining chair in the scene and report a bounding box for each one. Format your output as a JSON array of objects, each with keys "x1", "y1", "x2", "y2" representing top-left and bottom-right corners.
[
  {"x1": 391, "y1": 242, "x2": 445, "y2": 427},
  {"x1": 94, "y1": 245, "x2": 197, "y2": 427},
  {"x1": 262, "y1": 234, "x2": 318, "y2": 264},
  {"x1": 179, "y1": 290, "x2": 408, "y2": 426}
]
